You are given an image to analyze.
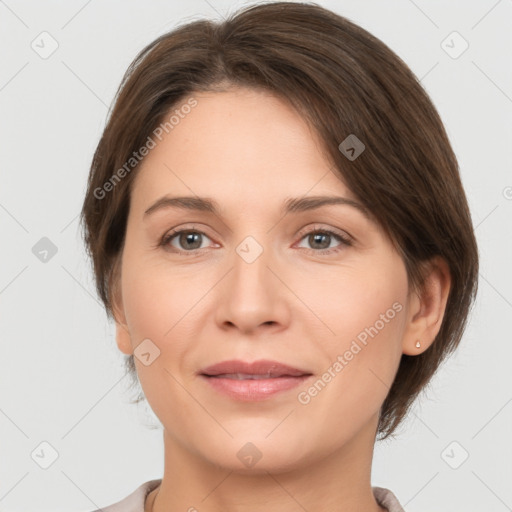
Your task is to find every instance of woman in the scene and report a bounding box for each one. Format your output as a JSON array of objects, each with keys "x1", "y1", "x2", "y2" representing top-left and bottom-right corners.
[{"x1": 80, "y1": 2, "x2": 478, "y2": 511}]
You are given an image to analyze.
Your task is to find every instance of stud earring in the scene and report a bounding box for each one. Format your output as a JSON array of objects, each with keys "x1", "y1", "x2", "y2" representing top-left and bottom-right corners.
[{"x1": 415, "y1": 340, "x2": 421, "y2": 348}]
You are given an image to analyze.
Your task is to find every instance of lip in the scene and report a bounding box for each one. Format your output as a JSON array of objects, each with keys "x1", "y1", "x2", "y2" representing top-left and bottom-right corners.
[
  {"x1": 199, "y1": 359, "x2": 313, "y2": 401},
  {"x1": 200, "y1": 359, "x2": 311, "y2": 377}
]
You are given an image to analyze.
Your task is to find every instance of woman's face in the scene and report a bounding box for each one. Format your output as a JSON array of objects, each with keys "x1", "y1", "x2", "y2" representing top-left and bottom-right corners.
[{"x1": 114, "y1": 86, "x2": 413, "y2": 471}]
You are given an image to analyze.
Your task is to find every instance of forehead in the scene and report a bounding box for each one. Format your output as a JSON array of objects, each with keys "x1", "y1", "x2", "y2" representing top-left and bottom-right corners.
[{"x1": 131, "y1": 87, "x2": 357, "y2": 212}]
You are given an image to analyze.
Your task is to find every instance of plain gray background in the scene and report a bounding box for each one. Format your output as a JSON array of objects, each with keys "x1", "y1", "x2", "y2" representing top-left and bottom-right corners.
[{"x1": 1, "y1": 0, "x2": 511, "y2": 510}]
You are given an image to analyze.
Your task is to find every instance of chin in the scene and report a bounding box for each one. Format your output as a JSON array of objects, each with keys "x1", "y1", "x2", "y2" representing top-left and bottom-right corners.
[{"x1": 199, "y1": 436, "x2": 312, "y2": 474}]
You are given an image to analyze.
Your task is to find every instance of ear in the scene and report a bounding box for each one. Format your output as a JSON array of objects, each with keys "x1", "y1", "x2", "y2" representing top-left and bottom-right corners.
[
  {"x1": 110, "y1": 262, "x2": 134, "y2": 357},
  {"x1": 402, "y1": 256, "x2": 451, "y2": 355}
]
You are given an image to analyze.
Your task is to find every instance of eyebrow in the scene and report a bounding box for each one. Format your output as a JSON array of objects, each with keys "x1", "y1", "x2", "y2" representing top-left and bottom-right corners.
[{"x1": 143, "y1": 195, "x2": 372, "y2": 220}]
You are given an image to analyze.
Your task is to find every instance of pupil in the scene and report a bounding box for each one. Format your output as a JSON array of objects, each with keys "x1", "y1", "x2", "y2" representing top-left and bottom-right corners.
[
  {"x1": 181, "y1": 232, "x2": 202, "y2": 249},
  {"x1": 311, "y1": 233, "x2": 329, "y2": 249}
]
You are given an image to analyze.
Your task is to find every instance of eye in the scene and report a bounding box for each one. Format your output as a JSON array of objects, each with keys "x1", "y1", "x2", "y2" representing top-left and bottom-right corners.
[
  {"x1": 160, "y1": 225, "x2": 352, "y2": 255},
  {"x1": 295, "y1": 227, "x2": 352, "y2": 254},
  {"x1": 161, "y1": 228, "x2": 214, "y2": 253}
]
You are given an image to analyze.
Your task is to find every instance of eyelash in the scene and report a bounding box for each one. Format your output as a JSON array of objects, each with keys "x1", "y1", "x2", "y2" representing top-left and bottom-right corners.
[{"x1": 159, "y1": 225, "x2": 353, "y2": 256}]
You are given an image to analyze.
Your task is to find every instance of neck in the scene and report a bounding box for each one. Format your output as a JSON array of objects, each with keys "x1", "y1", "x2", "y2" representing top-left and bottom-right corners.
[{"x1": 148, "y1": 413, "x2": 386, "y2": 512}]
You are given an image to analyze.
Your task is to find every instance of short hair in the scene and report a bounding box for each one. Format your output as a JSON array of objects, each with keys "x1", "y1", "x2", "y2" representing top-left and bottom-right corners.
[{"x1": 79, "y1": 1, "x2": 479, "y2": 440}]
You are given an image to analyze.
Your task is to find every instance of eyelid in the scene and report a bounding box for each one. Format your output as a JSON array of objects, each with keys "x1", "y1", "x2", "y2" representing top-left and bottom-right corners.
[{"x1": 295, "y1": 223, "x2": 353, "y2": 243}]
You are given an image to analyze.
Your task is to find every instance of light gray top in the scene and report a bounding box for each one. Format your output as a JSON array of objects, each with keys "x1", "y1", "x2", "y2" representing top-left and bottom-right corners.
[{"x1": 88, "y1": 479, "x2": 405, "y2": 512}]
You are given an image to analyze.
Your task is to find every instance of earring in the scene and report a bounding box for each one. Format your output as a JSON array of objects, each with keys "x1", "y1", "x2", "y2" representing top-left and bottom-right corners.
[{"x1": 415, "y1": 340, "x2": 421, "y2": 348}]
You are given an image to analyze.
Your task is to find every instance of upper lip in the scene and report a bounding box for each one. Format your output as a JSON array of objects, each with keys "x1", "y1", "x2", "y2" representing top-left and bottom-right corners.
[{"x1": 200, "y1": 359, "x2": 312, "y2": 377}]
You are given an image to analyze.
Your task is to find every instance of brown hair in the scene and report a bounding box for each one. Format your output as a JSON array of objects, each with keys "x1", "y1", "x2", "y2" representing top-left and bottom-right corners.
[{"x1": 79, "y1": 1, "x2": 478, "y2": 440}]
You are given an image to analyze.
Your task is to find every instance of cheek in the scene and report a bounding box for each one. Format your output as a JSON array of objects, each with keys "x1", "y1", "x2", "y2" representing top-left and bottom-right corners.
[
  {"x1": 121, "y1": 253, "x2": 197, "y2": 339},
  {"x1": 307, "y1": 261, "x2": 407, "y2": 395},
  {"x1": 314, "y1": 263, "x2": 405, "y2": 339},
  {"x1": 120, "y1": 252, "x2": 209, "y2": 388},
  {"x1": 293, "y1": 272, "x2": 405, "y2": 444},
  {"x1": 120, "y1": 259, "x2": 195, "y2": 412},
  {"x1": 122, "y1": 272, "x2": 169, "y2": 339}
]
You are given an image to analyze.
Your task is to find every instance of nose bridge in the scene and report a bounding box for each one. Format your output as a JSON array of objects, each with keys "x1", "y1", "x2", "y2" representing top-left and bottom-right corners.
[
  {"x1": 235, "y1": 234, "x2": 267, "y2": 267},
  {"x1": 215, "y1": 230, "x2": 289, "y2": 331},
  {"x1": 232, "y1": 232, "x2": 274, "y2": 301}
]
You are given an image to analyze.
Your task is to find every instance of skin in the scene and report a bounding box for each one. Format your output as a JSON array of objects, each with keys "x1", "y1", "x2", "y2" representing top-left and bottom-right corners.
[{"x1": 112, "y1": 86, "x2": 451, "y2": 512}]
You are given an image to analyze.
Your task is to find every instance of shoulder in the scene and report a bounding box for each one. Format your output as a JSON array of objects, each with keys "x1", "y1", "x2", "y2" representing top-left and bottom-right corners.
[
  {"x1": 85, "y1": 479, "x2": 162, "y2": 512},
  {"x1": 372, "y1": 486, "x2": 406, "y2": 512}
]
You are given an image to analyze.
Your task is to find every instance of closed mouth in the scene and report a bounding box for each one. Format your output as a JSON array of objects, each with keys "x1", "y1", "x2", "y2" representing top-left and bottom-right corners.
[
  {"x1": 200, "y1": 359, "x2": 312, "y2": 379},
  {"x1": 204, "y1": 373, "x2": 310, "y2": 380}
]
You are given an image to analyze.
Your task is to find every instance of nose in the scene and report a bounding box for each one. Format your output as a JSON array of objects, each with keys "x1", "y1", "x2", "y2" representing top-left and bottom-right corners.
[{"x1": 214, "y1": 235, "x2": 291, "y2": 335}]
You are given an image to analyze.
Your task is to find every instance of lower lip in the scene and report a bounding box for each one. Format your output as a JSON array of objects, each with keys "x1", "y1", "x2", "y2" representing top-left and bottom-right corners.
[{"x1": 200, "y1": 374, "x2": 312, "y2": 401}]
